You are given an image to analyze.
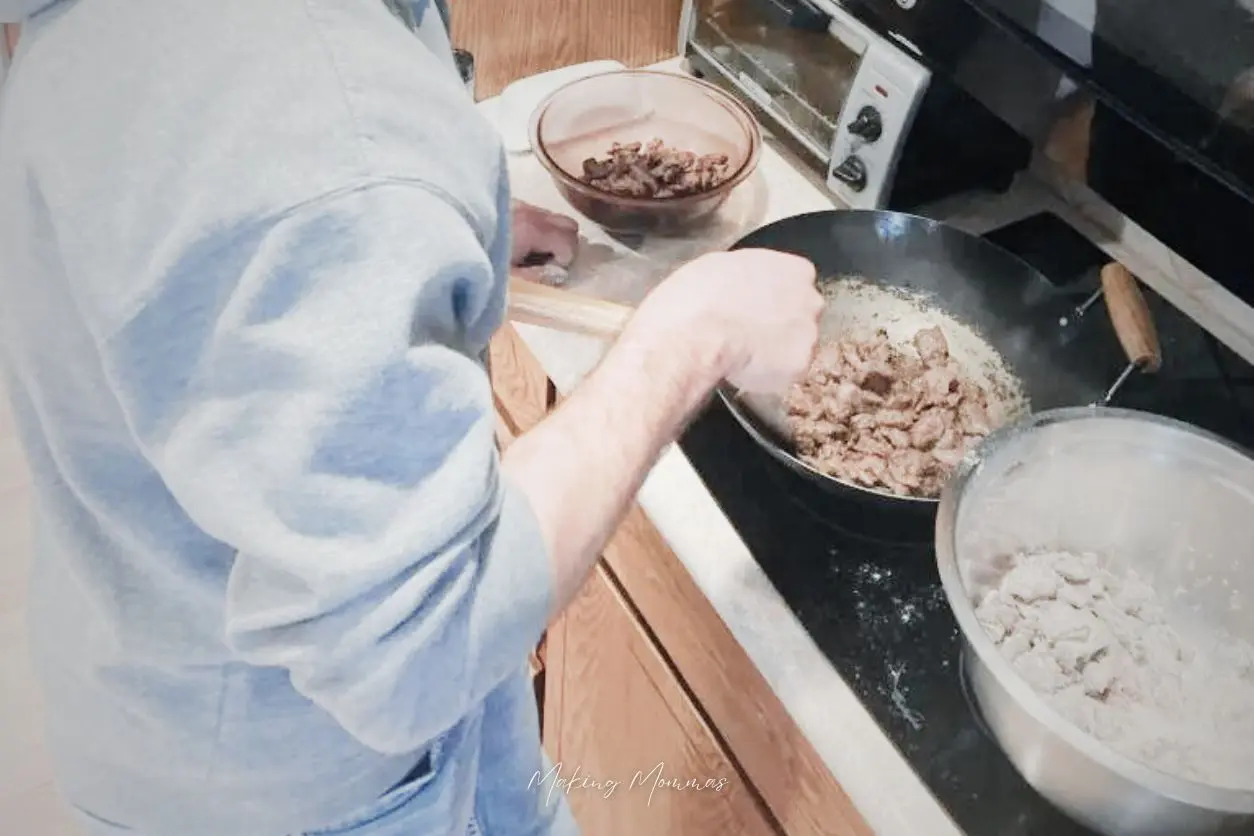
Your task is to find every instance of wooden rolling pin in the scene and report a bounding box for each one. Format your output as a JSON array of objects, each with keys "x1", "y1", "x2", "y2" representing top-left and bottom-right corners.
[
  {"x1": 1098, "y1": 262, "x2": 1162, "y2": 403},
  {"x1": 506, "y1": 276, "x2": 633, "y2": 340}
]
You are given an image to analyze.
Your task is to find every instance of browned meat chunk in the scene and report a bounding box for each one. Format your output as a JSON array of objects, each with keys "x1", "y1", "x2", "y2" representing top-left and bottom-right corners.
[
  {"x1": 930, "y1": 427, "x2": 967, "y2": 469},
  {"x1": 786, "y1": 326, "x2": 1001, "y2": 498},
  {"x1": 842, "y1": 454, "x2": 889, "y2": 487},
  {"x1": 957, "y1": 400, "x2": 991, "y2": 436},
  {"x1": 914, "y1": 326, "x2": 950, "y2": 367},
  {"x1": 919, "y1": 366, "x2": 959, "y2": 406},
  {"x1": 875, "y1": 409, "x2": 915, "y2": 430},
  {"x1": 850, "y1": 413, "x2": 878, "y2": 432},
  {"x1": 909, "y1": 408, "x2": 948, "y2": 450},
  {"x1": 579, "y1": 139, "x2": 732, "y2": 199},
  {"x1": 888, "y1": 448, "x2": 932, "y2": 493},
  {"x1": 861, "y1": 368, "x2": 894, "y2": 396},
  {"x1": 880, "y1": 427, "x2": 911, "y2": 449},
  {"x1": 819, "y1": 380, "x2": 862, "y2": 422},
  {"x1": 853, "y1": 434, "x2": 893, "y2": 458}
]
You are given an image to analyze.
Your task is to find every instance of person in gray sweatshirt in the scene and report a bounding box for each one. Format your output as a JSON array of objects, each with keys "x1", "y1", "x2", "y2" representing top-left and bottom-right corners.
[{"x1": 0, "y1": 1, "x2": 821, "y2": 833}]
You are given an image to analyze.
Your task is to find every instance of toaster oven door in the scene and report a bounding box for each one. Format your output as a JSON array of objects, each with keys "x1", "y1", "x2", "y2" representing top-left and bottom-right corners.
[{"x1": 687, "y1": 0, "x2": 867, "y2": 161}]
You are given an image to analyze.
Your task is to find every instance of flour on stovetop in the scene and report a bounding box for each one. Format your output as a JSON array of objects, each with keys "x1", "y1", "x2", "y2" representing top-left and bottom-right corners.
[{"x1": 974, "y1": 550, "x2": 1254, "y2": 790}]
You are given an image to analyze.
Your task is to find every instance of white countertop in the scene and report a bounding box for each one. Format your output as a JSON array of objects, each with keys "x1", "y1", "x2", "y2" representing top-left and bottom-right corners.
[{"x1": 482, "y1": 58, "x2": 964, "y2": 836}]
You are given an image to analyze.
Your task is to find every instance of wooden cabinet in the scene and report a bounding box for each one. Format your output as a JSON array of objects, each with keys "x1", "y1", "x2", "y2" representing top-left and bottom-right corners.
[
  {"x1": 542, "y1": 564, "x2": 778, "y2": 835},
  {"x1": 489, "y1": 324, "x2": 872, "y2": 836}
]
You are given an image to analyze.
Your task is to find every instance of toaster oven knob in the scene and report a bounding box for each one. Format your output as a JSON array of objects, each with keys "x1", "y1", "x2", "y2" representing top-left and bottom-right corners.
[
  {"x1": 847, "y1": 105, "x2": 883, "y2": 143},
  {"x1": 832, "y1": 155, "x2": 868, "y2": 192}
]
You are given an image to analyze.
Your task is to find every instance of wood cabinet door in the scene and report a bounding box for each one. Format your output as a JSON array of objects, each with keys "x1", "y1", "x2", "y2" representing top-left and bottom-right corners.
[
  {"x1": 488, "y1": 323, "x2": 553, "y2": 436},
  {"x1": 489, "y1": 324, "x2": 554, "y2": 716},
  {"x1": 544, "y1": 565, "x2": 780, "y2": 836}
]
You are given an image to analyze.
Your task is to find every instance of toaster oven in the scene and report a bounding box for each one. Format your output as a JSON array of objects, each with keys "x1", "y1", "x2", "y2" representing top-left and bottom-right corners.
[{"x1": 679, "y1": 0, "x2": 932, "y2": 208}]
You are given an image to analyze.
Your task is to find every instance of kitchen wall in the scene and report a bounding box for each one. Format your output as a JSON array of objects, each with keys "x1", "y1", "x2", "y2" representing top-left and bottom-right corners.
[{"x1": 449, "y1": 0, "x2": 682, "y2": 97}]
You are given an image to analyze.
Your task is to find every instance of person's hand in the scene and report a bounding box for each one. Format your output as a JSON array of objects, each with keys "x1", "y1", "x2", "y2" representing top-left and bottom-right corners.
[
  {"x1": 510, "y1": 200, "x2": 579, "y2": 283},
  {"x1": 634, "y1": 248, "x2": 823, "y2": 394}
]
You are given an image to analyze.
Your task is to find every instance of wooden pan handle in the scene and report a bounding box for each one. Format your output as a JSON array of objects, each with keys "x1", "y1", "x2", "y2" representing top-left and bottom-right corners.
[
  {"x1": 1100, "y1": 263, "x2": 1162, "y2": 373},
  {"x1": 507, "y1": 276, "x2": 634, "y2": 340}
]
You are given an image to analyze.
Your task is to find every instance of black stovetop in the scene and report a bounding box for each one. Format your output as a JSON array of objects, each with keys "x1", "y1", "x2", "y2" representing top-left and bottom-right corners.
[
  {"x1": 675, "y1": 213, "x2": 1254, "y2": 835},
  {"x1": 680, "y1": 400, "x2": 1091, "y2": 835}
]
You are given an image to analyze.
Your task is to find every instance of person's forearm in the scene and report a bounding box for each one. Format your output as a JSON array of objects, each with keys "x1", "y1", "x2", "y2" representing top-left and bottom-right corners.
[{"x1": 502, "y1": 315, "x2": 728, "y2": 614}]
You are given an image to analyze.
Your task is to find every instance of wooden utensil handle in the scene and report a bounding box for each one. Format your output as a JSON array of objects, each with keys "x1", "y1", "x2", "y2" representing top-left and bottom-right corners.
[
  {"x1": 507, "y1": 276, "x2": 634, "y2": 340},
  {"x1": 1100, "y1": 263, "x2": 1162, "y2": 373}
]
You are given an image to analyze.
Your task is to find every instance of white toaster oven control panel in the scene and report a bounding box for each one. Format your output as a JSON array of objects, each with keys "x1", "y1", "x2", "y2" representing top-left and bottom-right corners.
[
  {"x1": 679, "y1": 0, "x2": 930, "y2": 209},
  {"x1": 825, "y1": 14, "x2": 930, "y2": 209}
]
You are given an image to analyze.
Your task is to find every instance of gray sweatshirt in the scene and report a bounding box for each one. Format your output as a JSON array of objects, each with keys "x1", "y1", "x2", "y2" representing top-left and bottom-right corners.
[{"x1": 0, "y1": 1, "x2": 568, "y2": 833}]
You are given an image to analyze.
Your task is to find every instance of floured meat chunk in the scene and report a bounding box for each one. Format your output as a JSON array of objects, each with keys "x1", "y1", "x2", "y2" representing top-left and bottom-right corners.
[
  {"x1": 579, "y1": 139, "x2": 732, "y2": 199},
  {"x1": 785, "y1": 326, "x2": 1001, "y2": 497}
]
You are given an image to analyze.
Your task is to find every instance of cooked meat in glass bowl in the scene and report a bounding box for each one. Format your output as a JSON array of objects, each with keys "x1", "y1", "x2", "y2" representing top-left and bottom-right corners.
[{"x1": 528, "y1": 70, "x2": 761, "y2": 235}]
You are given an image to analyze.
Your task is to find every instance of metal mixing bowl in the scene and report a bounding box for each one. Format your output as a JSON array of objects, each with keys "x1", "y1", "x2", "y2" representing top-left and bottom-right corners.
[{"x1": 936, "y1": 407, "x2": 1254, "y2": 835}]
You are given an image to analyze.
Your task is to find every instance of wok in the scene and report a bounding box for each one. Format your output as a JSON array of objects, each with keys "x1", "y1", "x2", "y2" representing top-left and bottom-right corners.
[{"x1": 507, "y1": 209, "x2": 1159, "y2": 514}]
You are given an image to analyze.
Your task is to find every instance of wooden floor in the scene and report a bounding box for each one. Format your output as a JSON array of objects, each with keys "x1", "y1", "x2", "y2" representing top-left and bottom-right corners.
[{"x1": 0, "y1": 2, "x2": 680, "y2": 833}]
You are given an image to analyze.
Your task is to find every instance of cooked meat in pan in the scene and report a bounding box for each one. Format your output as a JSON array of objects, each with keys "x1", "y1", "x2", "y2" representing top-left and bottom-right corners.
[{"x1": 785, "y1": 326, "x2": 998, "y2": 498}]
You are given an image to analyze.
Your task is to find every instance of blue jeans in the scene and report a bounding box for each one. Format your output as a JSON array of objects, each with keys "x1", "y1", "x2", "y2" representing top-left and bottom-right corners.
[
  {"x1": 73, "y1": 754, "x2": 482, "y2": 836},
  {"x1": 75, "y1": 801, "x2": 484, "y2": 836},
  {"x1": 72, "y1": 749, "x2": 579, "y2": 836}
]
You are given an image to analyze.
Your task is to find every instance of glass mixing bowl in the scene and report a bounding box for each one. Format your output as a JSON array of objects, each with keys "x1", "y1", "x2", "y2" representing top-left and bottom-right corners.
[{"x1": 528, "y1": 69, "x2": 762, "y2": 235}]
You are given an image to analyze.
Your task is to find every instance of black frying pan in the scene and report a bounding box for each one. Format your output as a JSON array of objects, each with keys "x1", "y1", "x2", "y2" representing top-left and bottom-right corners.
[
  {"x1": 719, "y1": 210, "x2": 1162, "y2": 513},
  {"x1": 508, "y1": 209, "x2": 1157, "y2": 516}
]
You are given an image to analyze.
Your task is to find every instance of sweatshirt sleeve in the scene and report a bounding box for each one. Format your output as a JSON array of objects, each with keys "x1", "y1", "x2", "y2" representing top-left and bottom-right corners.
[{"x1": 99, "y1": 180, "x2": 553, "y2": 755}]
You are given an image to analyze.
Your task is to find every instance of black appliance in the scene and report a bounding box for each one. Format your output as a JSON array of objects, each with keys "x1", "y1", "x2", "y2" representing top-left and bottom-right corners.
[{"x1": 843, "y1": 0, "x2": 1254, "y2": 307}]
